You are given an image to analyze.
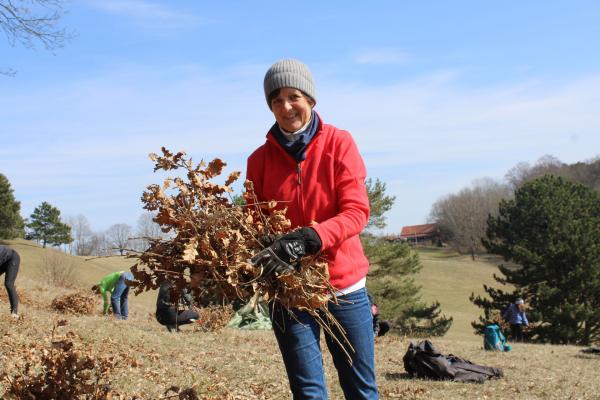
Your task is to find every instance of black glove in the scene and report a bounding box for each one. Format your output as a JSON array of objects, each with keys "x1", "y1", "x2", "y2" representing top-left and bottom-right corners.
[
  {"x1": 271, "y1": 227, "x2": 322, "y2": 262},
  {"x1": 282, "y1": 227, "x2": 323, "y2": 256},
  {"x1": 251, "y1": 227, "x2": 322, "y2": 278}
]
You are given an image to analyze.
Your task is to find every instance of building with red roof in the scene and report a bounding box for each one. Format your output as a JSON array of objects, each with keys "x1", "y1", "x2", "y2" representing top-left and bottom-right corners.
[{"x1": 399, "y1": 223, "x2": 440, "y2": 244}]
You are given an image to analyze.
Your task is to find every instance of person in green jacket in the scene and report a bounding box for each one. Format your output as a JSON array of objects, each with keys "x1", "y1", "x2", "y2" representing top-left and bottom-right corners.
[{"x1": 92, "y1": 271, "x2": 134, "y2": 320}]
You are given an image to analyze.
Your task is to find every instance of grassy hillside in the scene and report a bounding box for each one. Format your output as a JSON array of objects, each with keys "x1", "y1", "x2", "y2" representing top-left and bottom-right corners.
[
  {"x1": 3, "y1": 238, "x2": 157, "y2": 311},
  {"x1": 414, "y1": 247, "x2": 506, "y2": 340},
  {"x1": 1, "y1": 240, "x2": 598, "y2": 399}
]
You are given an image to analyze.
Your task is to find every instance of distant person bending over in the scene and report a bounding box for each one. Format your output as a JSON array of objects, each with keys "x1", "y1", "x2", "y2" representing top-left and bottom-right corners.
[
  {"x1": 155, "y1": 273, "x2": 200, "y2": 333},
  {"x1": 502, "y1": 298, "x2": 529, "y2": 342},
  {"x1": 0, "y1": 245, "x2": 20, "y2": 318},
  {"x1": 92, "y1": 271, "x2": 134, "y2": 320}
]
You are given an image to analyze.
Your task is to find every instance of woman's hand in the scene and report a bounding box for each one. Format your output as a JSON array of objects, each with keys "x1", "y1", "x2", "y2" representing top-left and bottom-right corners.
[{"x1": 250, "y1": 227, "x2": 322, "y2": 278}]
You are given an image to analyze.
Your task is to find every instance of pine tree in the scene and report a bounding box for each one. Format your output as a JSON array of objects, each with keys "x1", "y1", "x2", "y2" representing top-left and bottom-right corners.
[
  {"x1": 365, "y1": 178, "x2": 395, "y2": 230},
  {"x1": 471, "y1": 175, "x2": 600, "y2": 345},
  {"x1": 364, "y1": 178, "x2": 452, "y2": 336},
  {"x1": 0, "y1": 173, "x2": 25, "y2": 239},
  {"x1": 27, "y1": 201, "x2": 73, "y2": 248}
]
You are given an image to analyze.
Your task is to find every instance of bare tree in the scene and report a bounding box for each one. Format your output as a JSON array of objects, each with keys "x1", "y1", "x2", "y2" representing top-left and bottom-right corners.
[
  {"x1": 429, "y1": 178, "x2": 511, "y2": 259},
  {"x1": 133, "y1": 212, "x2": 166, "y2": 251},
  {"x1": 506, "y1": 154, "x2": 599, "y2": 192},
  {"x1": 1, "y1": 0, "x2": 70, "y2": 75},
  {"x1": 88, "y1": 232, "x2": 110, "y2": 256},
  {"x1": 65, "y1": 214, "x2": 95, "y2": 256},
  {"x1": 431, "y1": 156, "x2": 599, "y2": 260},
  {"x1": 106, "y1": 223, "x2": 132, "y2": 255},
  {"x1": 505, "y1": 155, "x2": 563, "y2": 190},
  {"x1": 564, "y1": 156, "x2": 600, "y2": 191},
  {"x1": 136, "y1": 212, "x2": 163, "y2": 238}
]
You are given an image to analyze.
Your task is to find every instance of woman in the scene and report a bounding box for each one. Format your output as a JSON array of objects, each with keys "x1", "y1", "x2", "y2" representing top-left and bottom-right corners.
[
  {"x1": 0, "y1": 244, "x2": 20, "y2": 318},
  {"x1": 246, "y1": 59, "x2": 378, "y2": 399}
]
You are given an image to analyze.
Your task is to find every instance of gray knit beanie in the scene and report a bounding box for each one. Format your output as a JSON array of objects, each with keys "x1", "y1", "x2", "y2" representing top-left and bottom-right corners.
[{"x1": 263, "y1": 59, "x2": 316, "y2": 107}]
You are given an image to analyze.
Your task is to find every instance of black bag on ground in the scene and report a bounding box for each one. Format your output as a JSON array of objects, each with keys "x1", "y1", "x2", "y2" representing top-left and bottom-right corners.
[
  {"x1": 581, "y1": 346, "x2": 600, "y2": 354},
  {"x1": 403, "y1": 340, "x2": 503, "y2": 384}
]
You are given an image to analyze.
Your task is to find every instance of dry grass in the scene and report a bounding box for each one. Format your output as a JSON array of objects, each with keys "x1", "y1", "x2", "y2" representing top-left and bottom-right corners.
[
  {"x1": 1, "y1": 240, "x2": 599, "y2": 399},
  {"x1": 5, "y1": 238, "x2": 157, "y2": 310},
  {"x1": 41, "y1": 248, "x2": 79, "y2": 287}
]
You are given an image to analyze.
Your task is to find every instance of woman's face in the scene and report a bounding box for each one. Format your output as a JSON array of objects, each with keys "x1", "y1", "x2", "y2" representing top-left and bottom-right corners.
[{"x1": 270, "y1": 87, "x2": 315, "y2": 132}]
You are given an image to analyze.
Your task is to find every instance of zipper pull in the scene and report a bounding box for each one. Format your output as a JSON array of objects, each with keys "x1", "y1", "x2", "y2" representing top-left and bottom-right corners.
[{"x1": 297, "y1": 163, "x2": 302, "y2": 185}]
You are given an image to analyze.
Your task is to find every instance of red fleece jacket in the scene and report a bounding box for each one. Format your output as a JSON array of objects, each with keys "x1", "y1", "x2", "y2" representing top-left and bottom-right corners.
[{"x1": 246, "y1": 116, "x2": 370, "y2": 290}]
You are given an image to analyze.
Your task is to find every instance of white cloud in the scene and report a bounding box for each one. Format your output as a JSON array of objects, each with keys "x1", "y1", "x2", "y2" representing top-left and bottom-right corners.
[
  {"x1": 89, "y1": 0, "x2": 201, "y2": 30},
  {"x1": 354, "y1": 49, "x2": 411, "y2": 65},
  {"x1": 319, "y1": 72, "x2": 600, "y2": 167}
]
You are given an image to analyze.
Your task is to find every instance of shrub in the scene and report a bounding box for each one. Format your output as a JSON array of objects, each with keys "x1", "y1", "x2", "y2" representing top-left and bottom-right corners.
[{"x1": 41, "y1": 249, "x2": 78, "y2": 287}]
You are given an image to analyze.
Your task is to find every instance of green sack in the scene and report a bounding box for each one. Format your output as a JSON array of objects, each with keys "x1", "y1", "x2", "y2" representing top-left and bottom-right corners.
[{"x1": 227, "y1": 295, "x2": 272, "y2": 330}]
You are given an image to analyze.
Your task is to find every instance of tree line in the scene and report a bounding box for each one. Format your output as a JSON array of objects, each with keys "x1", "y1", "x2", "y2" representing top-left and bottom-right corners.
[
  {"x1": 429, "y1": 155, "x2": 599, "y2": 259},
  {"x1": 64, "y1": 213, "x2": 168, "y2": 256},
  {"x1": 0, "y1": 173, "x2": 165, "y2": 256}
]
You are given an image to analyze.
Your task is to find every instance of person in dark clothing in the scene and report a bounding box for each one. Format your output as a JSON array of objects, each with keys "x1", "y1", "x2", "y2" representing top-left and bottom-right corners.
[
  {"x1": 156, "y1": 273, "x2": 200, "y2": 332},
  {"x1": 0, "y1": 245, "x2": 20, "y2": 318},
  {"x1": 367, "y1": 293, "x2": 391, "y2": 337}
]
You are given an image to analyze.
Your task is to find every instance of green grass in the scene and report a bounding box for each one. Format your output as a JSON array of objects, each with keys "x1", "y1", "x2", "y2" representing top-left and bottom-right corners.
[
  {"x1": 414, "y1": 248, "x2": 506, "y2": 341},
  {"x1": 414, "y1": 245, "x2": 462, "y2": 258}
]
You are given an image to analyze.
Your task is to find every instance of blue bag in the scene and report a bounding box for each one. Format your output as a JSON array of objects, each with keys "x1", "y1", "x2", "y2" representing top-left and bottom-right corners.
[{"x1": 484, "y1": 324, "x2": 512, "y2": 352}]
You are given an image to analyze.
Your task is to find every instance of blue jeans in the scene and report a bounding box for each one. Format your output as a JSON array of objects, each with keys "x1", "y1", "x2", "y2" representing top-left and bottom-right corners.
[
  {"x1": 271, "y1": 287, "x2": 378, "y2": 399},
  {"x1": 111, "y1": 271, "x2": 132, "y2": 320}
]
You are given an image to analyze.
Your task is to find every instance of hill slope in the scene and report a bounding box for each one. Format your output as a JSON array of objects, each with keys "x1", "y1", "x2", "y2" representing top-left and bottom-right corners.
[
  {"x1": 0, "y1": 241, "x2": 597, "y2": 399},
  {"x1": 414, "y1": 248, "x2": 506, "y2": 340}
]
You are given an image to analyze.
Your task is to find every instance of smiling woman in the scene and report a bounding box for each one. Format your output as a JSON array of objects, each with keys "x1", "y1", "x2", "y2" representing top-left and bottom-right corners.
[
  {"x1": 246, "y1": 59, "x2": 378, "y2": 399},
  {"x1": 268, "y1": 88, "x2": 315, "y2": 133}
]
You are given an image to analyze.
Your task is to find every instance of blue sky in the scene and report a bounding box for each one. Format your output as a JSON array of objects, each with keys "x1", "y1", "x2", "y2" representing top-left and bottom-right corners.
[{"x1": 1, "y1": 1, "x2": 599, "y2": 234}]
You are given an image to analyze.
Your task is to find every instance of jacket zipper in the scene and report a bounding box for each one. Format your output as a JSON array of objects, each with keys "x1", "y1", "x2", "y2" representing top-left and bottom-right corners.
[
  {"x1": 297, "y1": 163, "x2": 302, "y2": 186},
  {"x1": 297, "y1": 162, "x2": 307, "y2": 226}
]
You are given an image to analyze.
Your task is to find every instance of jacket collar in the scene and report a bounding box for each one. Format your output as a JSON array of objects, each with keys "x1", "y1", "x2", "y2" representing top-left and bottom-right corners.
[{"x1": 265, "y1": 111, "x2": 324, "y2": 162}]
